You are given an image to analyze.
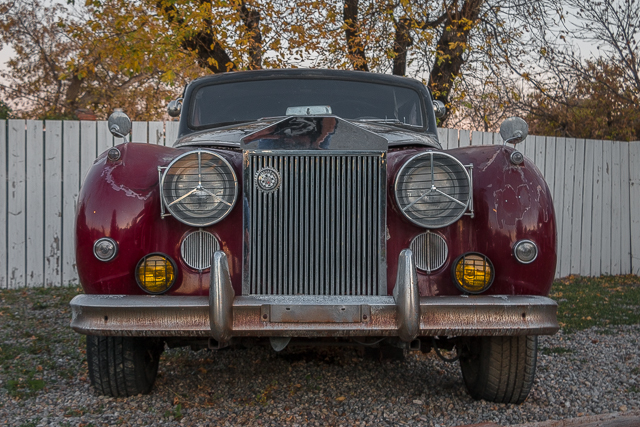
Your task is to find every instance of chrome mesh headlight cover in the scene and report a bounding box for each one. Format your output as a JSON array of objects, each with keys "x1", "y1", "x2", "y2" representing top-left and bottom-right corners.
[
  {"x1": 180, "y1": 230, "x2": 220, "y2": 271},
  {"x1": 395, "y1": 151, "x2": 471, "y2": 228},
  {"x1": 410, "y1": 231, "x2": 448, "y2": 273},
  {"x1": 160, "y1": 149, "x2": 237, "y2": 227}
]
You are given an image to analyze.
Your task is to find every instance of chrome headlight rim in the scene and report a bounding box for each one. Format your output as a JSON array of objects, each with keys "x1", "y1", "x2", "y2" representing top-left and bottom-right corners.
[
  {"x1": 161, "y1": 149, "x2": 238, "y2": 227},
  {"x1": 513, "y1": 239, "x2": 538, "y2": 264},
  {"x1": 394, "y1": 151, "x2": 471, "y2": 229},
  {"x1": 93, "y1": 237, "x2": 118, "y2": 262}
]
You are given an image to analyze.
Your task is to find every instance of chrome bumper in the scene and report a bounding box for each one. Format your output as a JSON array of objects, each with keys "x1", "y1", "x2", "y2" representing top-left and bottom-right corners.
[{"x1": 70, "y1": 250, "x2": 559, "y2": 340}]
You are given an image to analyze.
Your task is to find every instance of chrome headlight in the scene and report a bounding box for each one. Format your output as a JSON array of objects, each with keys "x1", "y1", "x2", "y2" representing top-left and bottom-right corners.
[
  {"x1": 161, "y1": 150, "x2": 237, "y2": 227},
  {"x1": 395, "y1": 152, "x2": 470, "y2": 228},
  {"x1": 513, "y1": 240, "x2": 538, "y2": 264}
]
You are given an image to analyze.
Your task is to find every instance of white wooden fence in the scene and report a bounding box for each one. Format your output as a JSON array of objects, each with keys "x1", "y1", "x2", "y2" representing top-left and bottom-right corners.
[{"x1": 1, "y1": 120, "x2": 638, "y2": 288}]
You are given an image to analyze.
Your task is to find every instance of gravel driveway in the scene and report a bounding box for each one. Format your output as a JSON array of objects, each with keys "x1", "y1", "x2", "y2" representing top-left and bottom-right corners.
[{"x1": 0, "y1": 289, "x2": 638, "y2": 427}]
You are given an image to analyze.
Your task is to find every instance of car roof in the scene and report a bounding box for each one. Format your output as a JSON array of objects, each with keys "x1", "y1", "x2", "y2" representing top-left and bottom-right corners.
[{"x1": 187, "y1": 68, "x2": 428, "y2": 92}]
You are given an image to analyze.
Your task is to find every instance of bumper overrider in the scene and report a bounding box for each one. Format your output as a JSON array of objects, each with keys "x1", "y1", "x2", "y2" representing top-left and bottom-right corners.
[{"x1": 70, "y1": 250, "x2": 559, "y2": 342}]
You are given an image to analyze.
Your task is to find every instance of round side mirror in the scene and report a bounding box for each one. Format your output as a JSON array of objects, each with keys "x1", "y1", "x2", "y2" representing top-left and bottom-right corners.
[
  {"x1": 167, "y1": 99, "x2": 182, "y2": 117},
  {"x1": 499, "y1": 117, "x2": 529, "y2": 145},
  {"x1": 433, "y1": 100, "x2": 446, "y2": 119},
  {"x1": 108, "y1": 109, "x2": 132, "y2": 139}
]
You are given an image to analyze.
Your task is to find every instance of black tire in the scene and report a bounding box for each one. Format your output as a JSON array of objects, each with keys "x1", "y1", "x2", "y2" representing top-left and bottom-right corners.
[
  {"x1": 459, "y1": 335, "x2": 537, "y2": 404},
  {"x1": 86, "y1": 336, "x2": 164, "y2": 397}
]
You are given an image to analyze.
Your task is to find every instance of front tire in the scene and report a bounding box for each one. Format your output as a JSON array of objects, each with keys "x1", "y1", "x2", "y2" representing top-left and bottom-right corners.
[
  {"x1": 459, "y1": 335, "x2": 537, "y2": 404},
  {"x1": 87, "y1": 336, "x2": 164, "y2": 397}
]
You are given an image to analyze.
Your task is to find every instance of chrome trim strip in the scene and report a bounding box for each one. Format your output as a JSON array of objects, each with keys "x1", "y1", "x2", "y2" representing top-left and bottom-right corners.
[{"x1": 70, "y1": 294, "x2": 559, "y2": 337}]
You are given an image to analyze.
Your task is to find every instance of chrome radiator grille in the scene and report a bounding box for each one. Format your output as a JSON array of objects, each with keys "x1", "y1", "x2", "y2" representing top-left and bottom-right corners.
[{"x1": 243, "y1": 151, "x2": 386, "y2": 296}]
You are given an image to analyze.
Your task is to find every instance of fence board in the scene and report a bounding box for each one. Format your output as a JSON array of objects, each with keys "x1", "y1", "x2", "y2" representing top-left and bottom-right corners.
[
  {"x1": 438, "y1": 128, "x2": 448, "y2": 148},
  {"x1": 600, "y1": 143, "x2": 612, "y2": 275},
  {"x1": 471, "y1": 130, "x2": 483, "y2": 146},
  {"x1": 62, "y1": 121, "x2": 80, "y2": 286},
  {"x1": 44, "y1": 121, "x2": 63, "y2": 287},
  {"x1": 96, "y1": 121, "x2": 113, "y2": 156},
  {"x1": 559, "y1": 138, "x2": 575, "y2": 278},
  {"x1": 26, "y1": 121, "x2": 44, "y2": 287},
  {"x1": 132, "y1": 121, "x2": 148, "y2": 143},
  {"x1": 590, "y1": 140, "x2": 604, "y2": 276},
  {"x1": 521, "y1": 136, "x2": 532, "y2": 162},
  {"x1": 580, "y1": 141, "x2": 595, "y2": 276},
  {"x1": 570, "y1": 139, "x2": 586, "y2": 274},
  {"x1": 629, "y1": 142, "x2": 640, "y2": 275},
  {"x1": 552, "y1": 137, "x2": 566, "y2": 277},
  {"x1": 620, "y1": 142, "x2": 631, "y2": 274},
  {"x1": 447, "y1": 128, "x2": 459, "y2": 149},
  {"x1": 459, "y1": 129, "x2": 470, "y2": 148},
  {"x1": 165, "y1": 121, "x2": 179, "y2": 147},
  {"x1": 0, "y1": 121, "x2": 6, "y2": 288},
  {"x1": 532, "y1": 135, "x2": 546, "y2": 175},
  {"x1": 149, "y1": 121, "x2": 164, "y2": 145},
  {"x1": 610, "y1": 141, "x2": 622, "y2": 275},
  {"x1": 482, "y1": 132, "x2": 495, "y2": 146},
  {"x1": 80, "y1": 121, "x2": 97, "y2": 186},
  {"x1": 7, "y1": 120, "x2": 26, "y2": 289}
]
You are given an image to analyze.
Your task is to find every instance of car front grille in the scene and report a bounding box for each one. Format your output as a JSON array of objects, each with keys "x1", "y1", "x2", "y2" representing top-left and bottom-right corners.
[{"x1": 243, "y1": 151, "x2": 386, "y2": 295}]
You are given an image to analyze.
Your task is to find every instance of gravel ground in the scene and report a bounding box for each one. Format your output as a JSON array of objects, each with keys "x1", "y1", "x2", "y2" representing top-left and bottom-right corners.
[{"x1": 0, "y1": 289, "x2": 638, "y2": 427}]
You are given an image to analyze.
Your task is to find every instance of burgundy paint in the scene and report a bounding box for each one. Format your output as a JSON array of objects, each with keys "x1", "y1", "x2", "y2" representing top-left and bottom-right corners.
[
  {"x1": 76, "y1": 142, "x2": 556, "y2": 298},
  {"x1": 386, "y1": 145, "x2": 556, "y2": 297}
]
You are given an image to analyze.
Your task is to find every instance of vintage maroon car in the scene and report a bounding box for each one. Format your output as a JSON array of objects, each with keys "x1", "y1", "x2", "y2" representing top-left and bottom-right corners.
[{"x1": 70, "y1": 69, "x2": 558, "y2": 403}]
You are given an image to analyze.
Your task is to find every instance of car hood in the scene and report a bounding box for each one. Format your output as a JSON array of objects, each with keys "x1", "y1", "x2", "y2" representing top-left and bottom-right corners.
[{"x1": 173, "y1": 117, "x2": 441, "y2": 149}]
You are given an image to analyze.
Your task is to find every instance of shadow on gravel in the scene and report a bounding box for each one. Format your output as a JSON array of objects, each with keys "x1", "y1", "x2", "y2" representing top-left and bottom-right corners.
[{"x1": 0, "y1": 286, "x2": 638, "y2": 427}]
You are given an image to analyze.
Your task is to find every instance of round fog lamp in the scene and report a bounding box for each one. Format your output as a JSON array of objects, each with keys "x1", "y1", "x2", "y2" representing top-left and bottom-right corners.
[
  {"x1": 514, "y1": 240, "x2": 538, "y2": 264},
  {"x1": 136, "y1": 254, "x2": 177, "y2": 294},
  {"x1": 452, "y1": 253, "x2": 494, "y2": 294},
  {"x1": 93, "y1": 238, "x2": 117, "y2": 262}
]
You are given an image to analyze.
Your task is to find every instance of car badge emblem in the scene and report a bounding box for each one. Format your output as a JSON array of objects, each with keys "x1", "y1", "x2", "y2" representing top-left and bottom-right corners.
[{"x1": 255, "y1": 167, "x2": 281, "y2": 193}]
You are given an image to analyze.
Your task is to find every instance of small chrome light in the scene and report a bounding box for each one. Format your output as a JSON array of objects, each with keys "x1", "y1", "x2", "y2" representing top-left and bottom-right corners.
[
  {"x1": 136, "y1": 253, "x2": 177, "y2": 294},
  {"x1": 452, "y1": 253, "x2": 494, "y2": 294},
  {"x1": 514, "y1": 240, "x2": 538, "y2": 264},
  {"x1": 93, "y1": 238, "x2": 117, "y2": 262},
  {"x1": 510, "y1": 151, "x2": 524, "y2": 165},
  {"x1": 181, "y1": 230, "x2": 220, "y2": 270},
  {"x1": 107, "y1": 147, "x2": 121, "y2": 162},
  {"x1": 410, "y1": 232, "x2": 448, "y2": 273}
]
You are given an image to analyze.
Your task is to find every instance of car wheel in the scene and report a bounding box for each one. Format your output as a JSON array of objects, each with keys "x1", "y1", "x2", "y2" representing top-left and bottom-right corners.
[
  {"x1": 459, "y1": 335, "x2": 537, "y2": 404},
  {"x1": 86, "y1": 335, "x2": 164, "y2": 397}
]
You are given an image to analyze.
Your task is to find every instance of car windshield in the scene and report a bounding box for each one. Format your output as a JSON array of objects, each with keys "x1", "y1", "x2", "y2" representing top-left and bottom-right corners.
[{"x1": 190, "y1": 78, "x2": 425, "y2": 129}]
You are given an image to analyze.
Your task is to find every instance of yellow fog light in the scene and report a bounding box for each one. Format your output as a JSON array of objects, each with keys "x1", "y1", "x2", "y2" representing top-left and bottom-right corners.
[
  {"x1": 452, "y1": 253, "x2": 494, "y2": 294},
  {"x1": 136, "y1": 253, "x2": 177, "y2": 294}
]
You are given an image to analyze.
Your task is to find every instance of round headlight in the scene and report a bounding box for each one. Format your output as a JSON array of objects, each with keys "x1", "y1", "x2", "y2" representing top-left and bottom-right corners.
[
  {"x1": 93, "y1": 238, "x2": 117, "y2": 262},
  {"x1": 136, "y1": 253, "x2": 177, "y2": 294},
  {"x1": 514, "y1": 240, "x2": 538, "y2": 264},
  {"x1": 410, "y1": 232, "x2": 448, "y2": 273},
  {"x1": 452, "y1": 253, "x2": 494, "y2": 294},
  {"x1": 181, "y1": 230, "x2": 220, "y2": 271},
  {"x1": 395, "y1": 152, "x2": 470, "y2": 228},
  {"x1": 161, "y1": 150, "x2": 237, "y2": 227}
]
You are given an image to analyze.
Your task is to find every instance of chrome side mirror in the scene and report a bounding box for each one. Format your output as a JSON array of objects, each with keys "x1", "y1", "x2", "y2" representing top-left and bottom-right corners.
[
  {"x1": 108, "y1": 109, "x2": 132, "y2": 139},
  {"x1": 167, "y1": 98, "x2": 183, "y2": 117},
  {"x1": 499, "y1": 117, "x2": 528, "y2": 145},
  {"x1": 433, "y1": 100, "x2": 446, "y2": 118}
]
